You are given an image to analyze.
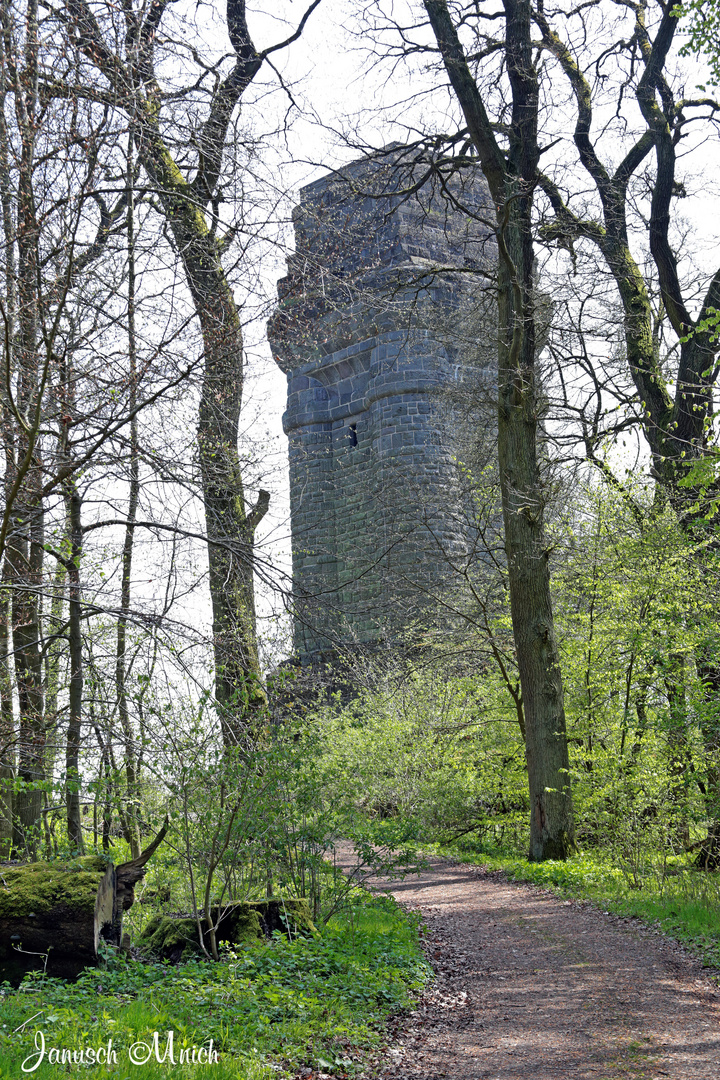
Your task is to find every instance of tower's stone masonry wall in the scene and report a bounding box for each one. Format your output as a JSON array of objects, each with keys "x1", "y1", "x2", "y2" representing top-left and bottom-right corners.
[{"x1": 269, "y1": 151, "x2": 496, "y2": 663}]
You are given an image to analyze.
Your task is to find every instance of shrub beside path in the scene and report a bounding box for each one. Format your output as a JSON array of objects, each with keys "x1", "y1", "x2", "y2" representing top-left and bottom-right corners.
[{"x1": 343, "y1": 850, "x2": 720, "y2": 1080}]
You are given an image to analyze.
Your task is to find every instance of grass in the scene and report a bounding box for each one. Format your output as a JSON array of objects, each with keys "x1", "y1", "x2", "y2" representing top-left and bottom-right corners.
[
  {"x1": 0, "y1": 894, "x2": 431, "y2": 1079},
  {"x1": 428, "y1": 839, "x2": 720, "y2": 973}
]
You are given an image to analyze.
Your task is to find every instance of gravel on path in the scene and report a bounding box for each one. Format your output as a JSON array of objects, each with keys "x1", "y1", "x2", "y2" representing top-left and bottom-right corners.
[{"x1": 346, "y1": 851, "x2": 720, "y2": 1080}]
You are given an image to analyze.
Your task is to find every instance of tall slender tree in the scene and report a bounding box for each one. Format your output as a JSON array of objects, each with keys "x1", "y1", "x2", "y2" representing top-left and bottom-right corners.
[
  {"x1": 354, "y1": 0, "x2": 575, "y2": 858},
  {"x1": 61, "y1": 0, "x2": 321, "y2": 742}
]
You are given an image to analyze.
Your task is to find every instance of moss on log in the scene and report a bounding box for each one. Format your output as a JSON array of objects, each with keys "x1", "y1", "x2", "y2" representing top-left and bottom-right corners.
[
  {"x1": 0, "y1": 855, "x2": 109, "y2": 917},
  {"x1": 140, "y1": 899, "x2": 316, "y2": 960},
  {"x1": 0, "y1": 819, "x2": 168, "y2": 982},
  {"x1": 0, "y1": 857, "x2": 115, "y2": 982}
]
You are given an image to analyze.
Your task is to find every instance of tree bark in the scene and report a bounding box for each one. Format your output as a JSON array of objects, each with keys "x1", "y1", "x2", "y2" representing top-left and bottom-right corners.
[
  {"x1": 116, "y1": 133, "x2": 141, "y2": 857},
  {"x1": 64, "y1": 479, "x2": 84, "y2": 852},
  {"x1": 62, "y1": 0, "x2": 292, "y2": 742},
  {"x1": 6, "y1": 0, "x2": 46, "y2": 855},
  {"x1": 0, "y1": 559, "x2": 13, "y2": 857},
  {"x1": 424, "y1": 0, "x2": 575, "y2": 859},
  {"x1": 135, "y1": 129, "x2": 270, "y2": 743},
  {"x1": 43, "y1": 550, "x2": 66, "y2": 856},
  {"x1": 0, "y1": 5, "x2": 15, "y2": 860}
]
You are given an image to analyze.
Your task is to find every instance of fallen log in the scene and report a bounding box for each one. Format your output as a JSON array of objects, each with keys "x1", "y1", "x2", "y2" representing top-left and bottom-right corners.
[
  {"x1": 0, "y1": 855, "x2": 115, "y2": 982},
  {"x1": 0, "y1": 818, "x2": 168, "y2": 983},
  {"x1": 140, "y1": 898, "x2": 316, "y2": 961}
]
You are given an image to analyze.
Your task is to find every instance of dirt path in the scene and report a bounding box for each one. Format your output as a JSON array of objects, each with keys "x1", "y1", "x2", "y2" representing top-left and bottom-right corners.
[{"x1": 350, "y1": 853, "x2": 720, "y2": 1080}]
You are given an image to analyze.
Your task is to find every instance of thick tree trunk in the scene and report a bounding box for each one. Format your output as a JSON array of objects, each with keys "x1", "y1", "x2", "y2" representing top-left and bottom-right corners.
[
  {"x1": 424, "y1": 0, "x2": 575, "y2": 859},
  {"x1": 195, "y1": 289, "x2": 269, "y2": 743},
  {"x1": 497, "y1": 288, "x2": 575, "y2": 859}
]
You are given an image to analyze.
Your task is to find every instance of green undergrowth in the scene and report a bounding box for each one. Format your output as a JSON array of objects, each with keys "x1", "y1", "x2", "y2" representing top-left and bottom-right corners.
[
  {"x1": 430, "y1": 840, "x2": 720, "y2": 974},
  {"x1": 0, "y1": 894, "x2": 430, "y2": 1079}
]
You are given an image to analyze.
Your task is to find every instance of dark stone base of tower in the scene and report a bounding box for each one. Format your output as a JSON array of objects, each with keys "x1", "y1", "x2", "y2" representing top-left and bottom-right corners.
[{"x1": 268, "y1": 148, "x2": 496, "y2": 667}]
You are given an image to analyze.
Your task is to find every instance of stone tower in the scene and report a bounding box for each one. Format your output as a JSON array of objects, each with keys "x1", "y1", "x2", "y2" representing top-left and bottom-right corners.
[{"x1": 268, "y1": 150, "x2": 495, "y2": 665}]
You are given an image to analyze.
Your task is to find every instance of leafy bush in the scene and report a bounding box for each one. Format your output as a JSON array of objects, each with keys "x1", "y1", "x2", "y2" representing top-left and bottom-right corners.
[{"x1": 317, "y1": 665, "x2": 527, "y2": 850}]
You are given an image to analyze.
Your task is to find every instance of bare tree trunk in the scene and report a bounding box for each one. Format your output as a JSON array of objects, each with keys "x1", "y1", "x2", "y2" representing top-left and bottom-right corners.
[
  {"x1": 693, "y1": 652, "x2": 720, "y2": 868},
  {"x1": 91, "y1": 717, "x2": 113, "y2": 854},
  {"x1": 135, "y1": 142, "x2": 269, "y2": 743},
  {"x1": 9, "y1": 492, "x2": 45, "y2": 853},
  {"x1": 0, "y1": 4, "x2": 16, "y2": 859},
  {"x1": 9, "y1": 432, "x2": 45, "y2": 852},
  {"x1": 64, "y1": 478, "x2": 84, "y2": 852},
  {"x1": 424, "y1": 0, "x2": 575, "y2": 859},
  {"x1": 43, "y1": 551, "x2": 66, "y2": 820},
  {"x1": 663, "y1": 654, "x2": 691, "y2": 849},
  {"x1": 115, "y1": 132, "x2": 141, "y2": 857},
  {"x1": 0, "y1": 558, "x2": 13, "y2": 856},
  {"x1": 7, "y1": 0, "x2": 46, "y2": 855}
]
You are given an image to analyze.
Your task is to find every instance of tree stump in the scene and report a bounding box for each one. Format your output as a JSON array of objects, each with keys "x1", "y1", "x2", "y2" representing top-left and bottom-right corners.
[{"x1": 140, "y1": 899, "x2": 317, "y2": 962}]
